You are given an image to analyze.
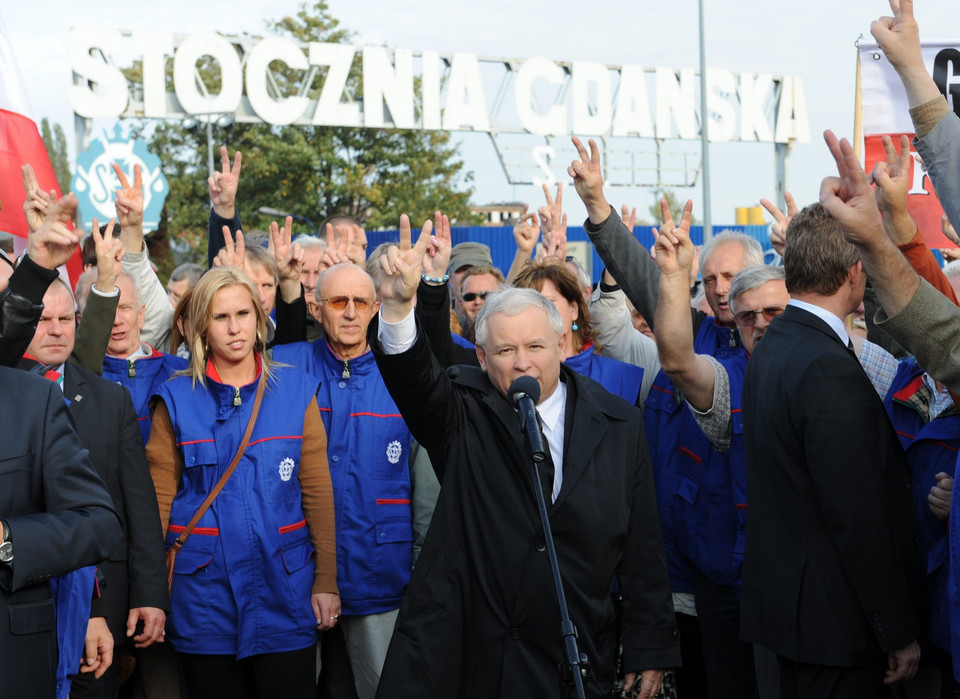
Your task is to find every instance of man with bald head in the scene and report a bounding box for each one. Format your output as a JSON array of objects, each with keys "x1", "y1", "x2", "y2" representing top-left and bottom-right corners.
[{"x1": 272, "y1": 262, "x2": 414, "y2": 699}]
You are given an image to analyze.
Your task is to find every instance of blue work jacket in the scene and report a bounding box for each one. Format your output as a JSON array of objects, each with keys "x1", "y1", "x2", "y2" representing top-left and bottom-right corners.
[
  {"x1": 644, "y1": 320, "x2": 747, "y2": 593},
  {"x1": 102, "y1": 346, "x2": 187, "y2": 443},
  {"x1": 156, "y1": 363, "x2": 321, "y2": 658},
  {"x1": 273, "y1": 340, "x2": 414, "y2": 616}
]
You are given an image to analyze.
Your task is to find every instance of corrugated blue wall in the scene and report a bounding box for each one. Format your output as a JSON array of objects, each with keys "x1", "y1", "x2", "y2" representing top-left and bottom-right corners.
[{"x1": 367, "y1": 224, "x2": 774, "y2": 285}]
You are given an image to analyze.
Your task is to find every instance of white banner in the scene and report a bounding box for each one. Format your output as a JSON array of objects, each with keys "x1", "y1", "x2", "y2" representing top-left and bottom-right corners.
[{"x1": 859, "y1": 41, "x2": 959, "y2": 247}]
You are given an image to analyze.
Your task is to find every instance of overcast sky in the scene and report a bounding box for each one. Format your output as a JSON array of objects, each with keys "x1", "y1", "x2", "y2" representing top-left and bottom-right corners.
[{"x1": 2, "y1": 0, "x2": 955, "y2": 228}]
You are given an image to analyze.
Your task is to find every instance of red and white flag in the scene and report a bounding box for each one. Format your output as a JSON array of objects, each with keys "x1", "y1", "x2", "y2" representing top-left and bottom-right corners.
[
  {"x1": 0, "y1": 14, "x2": 82, "y2": 282},
  {"x1": 859, "y1": 41, "x2": 957, "y2": 249}
]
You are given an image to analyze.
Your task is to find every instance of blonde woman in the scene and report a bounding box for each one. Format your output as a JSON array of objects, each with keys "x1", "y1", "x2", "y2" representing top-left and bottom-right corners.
[{"x1": 147, "y1": 267, "x2": 337, "y2": 697}]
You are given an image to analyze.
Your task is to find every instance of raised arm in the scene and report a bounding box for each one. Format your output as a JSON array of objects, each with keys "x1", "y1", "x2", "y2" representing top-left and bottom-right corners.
[
  {"x1": 114, "y1": 163, "x2": 172, "y2": 352},
  {"x1": 505, "y1": 204, "x2": 539, "y2": 284},
  {"x1": 71, "y1": 218, "x2": 124, "y2": 374},
  {"x1": 871, "y1": 134, "x2": 958, "y2": 304},
  {"x1": 873, "y1": 0, "x2": 960, "y2": 235},
  {"x1": 0, "y1": 192, "x2": 79, "y2": 366},
  {"x1": 569, "y1": 137, "x2": 675, "y2": 330},
  {"x1": 653, "y1": 199, "x2": 717, "y2": 412},
  {"x1": 417, "y1": 211, "x2": 477, "y2": 368},
  {"x1": 206, "y1": 147, "x2": 243, "y2": 268}
]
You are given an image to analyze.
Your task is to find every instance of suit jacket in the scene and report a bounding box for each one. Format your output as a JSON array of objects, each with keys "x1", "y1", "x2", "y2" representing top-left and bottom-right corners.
[
  {"x1": 371, "y1": 319, "x2": 680, "y2": 699},
  {"x1": 741, "y1": 305, "x2": 922, "y2": 666},
  {"x1": 0, "y1": 367, "x2": 121, "y2": 699},
  {"x1": 56, "y1": 361, "x2": 169, "y2": 637}
]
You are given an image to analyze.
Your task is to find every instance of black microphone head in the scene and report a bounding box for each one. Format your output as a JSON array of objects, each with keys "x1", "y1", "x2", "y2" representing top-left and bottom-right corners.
[{"x1": 507, "y1": 375, "x2": 541, "y2": 406}]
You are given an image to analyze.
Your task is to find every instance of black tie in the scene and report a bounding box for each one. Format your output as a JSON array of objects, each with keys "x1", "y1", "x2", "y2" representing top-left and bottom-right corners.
[{"x1": 536, "y1": 411, "x2": 555, "y2": 502}]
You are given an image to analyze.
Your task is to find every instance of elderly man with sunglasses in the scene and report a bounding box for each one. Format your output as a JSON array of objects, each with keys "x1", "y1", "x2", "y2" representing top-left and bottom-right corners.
[{"x1": 272, "y1": 262, "x2": 415, "y2": 699}]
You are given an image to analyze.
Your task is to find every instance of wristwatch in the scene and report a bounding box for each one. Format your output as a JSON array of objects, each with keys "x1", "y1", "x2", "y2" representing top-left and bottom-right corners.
[{"x1": 0, "y1": 520, "x2": 12, "y2": 564}]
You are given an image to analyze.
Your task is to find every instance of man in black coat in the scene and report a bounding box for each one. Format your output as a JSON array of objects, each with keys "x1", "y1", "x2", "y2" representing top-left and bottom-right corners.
[
  {"x1": 1, "y1": 364, "x2": 122, "y2": 699},
  {"x1": 741, "y1": 203, "x2": 923, "y2": 697},
  {"x1": 368, "y1": 220, "x2": 680, "y2": 699},
  {"x1": 19, "y1": 276, "x2": 169, "y2": 697}
]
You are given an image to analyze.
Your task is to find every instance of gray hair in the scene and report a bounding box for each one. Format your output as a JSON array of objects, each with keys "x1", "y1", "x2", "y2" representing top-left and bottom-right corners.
[
  {"x1": 296, "y1": 235, "x2": 327, "y2": 252},
  {"x1": 365, "y1": 241, "x2": 398, "y2": 290},
  {"x1": 169, "y1": 262, "x2": 204, "y2": 288},
  {"x1": 565, "y1": 257, "x2": 592, "y2": 293},
  {"x1": 943, "y1": 261, "x2": 960, "y2": 280},
  {"x1": 729, "y1": 265, "x2": 786, "y2": 315},
  {"x1": 700, "y1": 230, "x2": 764, "y2": 273},
  {"x1": 117, "y1": 270, "x2": 143, "y2": 308},
  {"x1": 474, "y1": 287, "x2": 563, "y2": 347}
]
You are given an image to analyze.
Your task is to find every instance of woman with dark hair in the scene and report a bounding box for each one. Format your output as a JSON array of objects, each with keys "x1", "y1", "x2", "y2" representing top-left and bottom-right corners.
[{"x1": 512, "y1": 261, "x2": 646, "y2": 406}]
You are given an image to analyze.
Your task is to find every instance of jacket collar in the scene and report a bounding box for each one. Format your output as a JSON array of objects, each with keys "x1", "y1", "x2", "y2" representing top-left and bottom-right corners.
[{"x1": 449, "y1": 363, "x2": 633, "y2": 509}]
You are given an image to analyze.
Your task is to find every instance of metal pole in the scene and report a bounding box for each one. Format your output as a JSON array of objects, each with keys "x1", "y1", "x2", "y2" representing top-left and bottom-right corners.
[
  {"x1": 206, "y1": 117, "x2": 214, "y2": 176},
  {"x1": 698, "y1": 0, "x2": 713, "y2": 242}
]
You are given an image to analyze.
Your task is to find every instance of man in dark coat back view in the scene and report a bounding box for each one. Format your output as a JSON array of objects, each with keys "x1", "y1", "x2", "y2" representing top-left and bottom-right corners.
[
  {"x1": 368, "y1": 218, "x2": 680, "y2": 699},
  {"x1": 741, "y1": 202, "x2": 923, "y2": 697}
]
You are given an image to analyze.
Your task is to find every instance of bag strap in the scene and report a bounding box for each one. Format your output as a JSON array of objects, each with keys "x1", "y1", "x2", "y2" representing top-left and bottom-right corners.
[{"x1": 168, "y1": 372, "x2": 267, "y2": 553}]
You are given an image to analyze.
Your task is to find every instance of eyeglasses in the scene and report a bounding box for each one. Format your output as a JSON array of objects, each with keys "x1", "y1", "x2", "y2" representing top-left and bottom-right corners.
[
  {"x1": 319, "y1": 296, "x2": 375, "y2": 311},
  {"x1": 462, "y1": 291, "x2": 492, "y2": 303},
  {"x1": 734, "y1": 306, "x2": 785, "y2": 326}
]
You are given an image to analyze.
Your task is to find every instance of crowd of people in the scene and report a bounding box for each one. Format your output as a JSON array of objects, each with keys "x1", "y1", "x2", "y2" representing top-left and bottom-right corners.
[{"x1": 2, "y1": 0, "x2": 960, "y2": 698}]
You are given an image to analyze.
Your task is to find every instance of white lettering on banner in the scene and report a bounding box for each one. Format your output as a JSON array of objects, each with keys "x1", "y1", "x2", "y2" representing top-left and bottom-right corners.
[
  {"x1": 309, "y1": 43, "x2": 360, "y2": 127},
  {"x1": 67, "y1": 26, "x2": 810, "y2": 144},
  {"x1": 136, "y1": 31, "x2": 174, "y2": 118},
  {"x1": 612, "y1": 65, "x2": 655, "y2": 138},
  {"x1": 442, "y1": 53, "x2": 490, "y2": 132},
  {"x1": 172, "y1": 34, "x2": 243, "y2": 115},
  {"x1": 531, "y1": 146, "x2": 557, "y2": 190},
  {"x1": 515, "y1": 57, "x2": 567, "y2": 136},
  {"x1": 572, "y1": 62, "x2": 612, "y2": 136},
  {"x1": 246, "y1": 37, "x2": 309, "y2": 126},
  {"x1": 655, "y1": 67, "x2": 698, "y2": 140},
  {"x1": 705, "y1": 69, "x2": 737, "y2": 142},
  {"x1": 363, "y1": 47, "x2": 414, "y2": 129},
  {"x1": 739, "y1": 73, "x2": 774, "y2": 142},
  {"x1": 68, "y1": 25, "x2": 128, "y2": 118}
]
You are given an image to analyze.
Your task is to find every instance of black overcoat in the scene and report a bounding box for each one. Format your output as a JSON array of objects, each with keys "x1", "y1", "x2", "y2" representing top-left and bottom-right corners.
[{"x1": 371, "y1": 319, "x2": 680, "y2": 698}]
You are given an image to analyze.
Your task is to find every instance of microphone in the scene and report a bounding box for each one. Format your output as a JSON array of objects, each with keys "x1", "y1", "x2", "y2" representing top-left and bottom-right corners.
[{"x1": 507, "y1": 376, "x2": 546, "y2": 463}]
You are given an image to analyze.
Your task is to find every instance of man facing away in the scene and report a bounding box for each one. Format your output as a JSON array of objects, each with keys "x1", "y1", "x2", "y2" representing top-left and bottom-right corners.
[{"x1": 741, "y1": 202, "x2": 922, "y2": 697}]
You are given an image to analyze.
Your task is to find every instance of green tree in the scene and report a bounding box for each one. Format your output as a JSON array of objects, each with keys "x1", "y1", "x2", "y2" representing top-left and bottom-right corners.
[
  {"x1": 40, "y1": 118, "x2": 72, "y2": 193},
  {"x1": 648, "y1": 188, "x2": 698, "y2": 227},
  {"x1": 125, "y1": 1, "x2": 479, "y2": 269}
]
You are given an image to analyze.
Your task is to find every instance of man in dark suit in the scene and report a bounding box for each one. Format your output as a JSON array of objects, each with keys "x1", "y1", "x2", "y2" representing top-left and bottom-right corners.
[
  {"x1": 741, "y1": 202, "x2": 923, "y2": 697},
  {"x1": 1, "y1": 364, "x2": 122, "y2": 699},
  {"x1": 20, "y1": 276, "x2": 169, "y2": 697},
  {"x1": 367, "y1": 219, "x2": 680, "y2": 699}
]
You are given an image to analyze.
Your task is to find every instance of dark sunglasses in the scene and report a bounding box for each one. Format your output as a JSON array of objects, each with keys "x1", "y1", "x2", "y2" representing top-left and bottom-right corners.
[
  {"x1": 462, "y1": 291, "x2": 492, "y2": 303},
  {"x1": 320, "y1": 296, "x2": 375, "y2": 311},
  {"x1": 734, "y1": 306, "x2": 785, "y2": 326}
]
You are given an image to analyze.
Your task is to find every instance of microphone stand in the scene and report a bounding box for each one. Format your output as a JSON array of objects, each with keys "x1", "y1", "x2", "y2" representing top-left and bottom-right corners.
[{"x1": 517, "y1": 404, "x2": 588, "y2": 699}]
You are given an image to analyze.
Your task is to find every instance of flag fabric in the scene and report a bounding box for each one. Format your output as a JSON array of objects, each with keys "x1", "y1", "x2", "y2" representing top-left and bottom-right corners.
[
  {"x1": 859, "y1": 40, "x2": 956, "y2": 249},
  {"x1": 0, "y1": 14, "x2": 82, "y2": 284}
]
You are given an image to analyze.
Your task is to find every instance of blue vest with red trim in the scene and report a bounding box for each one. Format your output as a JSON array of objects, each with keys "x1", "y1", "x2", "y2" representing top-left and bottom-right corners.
[
  {"x1": 273, "y1": 340, "x2": 414, "y2": 616},
  {"x1": 644, "y1": 319, "x2": 747, "y2": 593},
  {"x1": 154, "y1": 363, "x2": 321, "y2": 658},
  {"x1": 883, "y1": 361, "x2": 957, "y2": 655},
  {"x1": 102, "y1": 346, "x2": 188, "y2": 443},
  {"x1": 564, "y1": 344, "x2": 644, "y2": 406}
]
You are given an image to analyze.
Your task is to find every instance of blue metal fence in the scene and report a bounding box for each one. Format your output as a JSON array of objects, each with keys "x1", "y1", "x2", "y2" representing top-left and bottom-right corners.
[{"x1": 367, "y1": 224, "x2": 774, "y2": 285}]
